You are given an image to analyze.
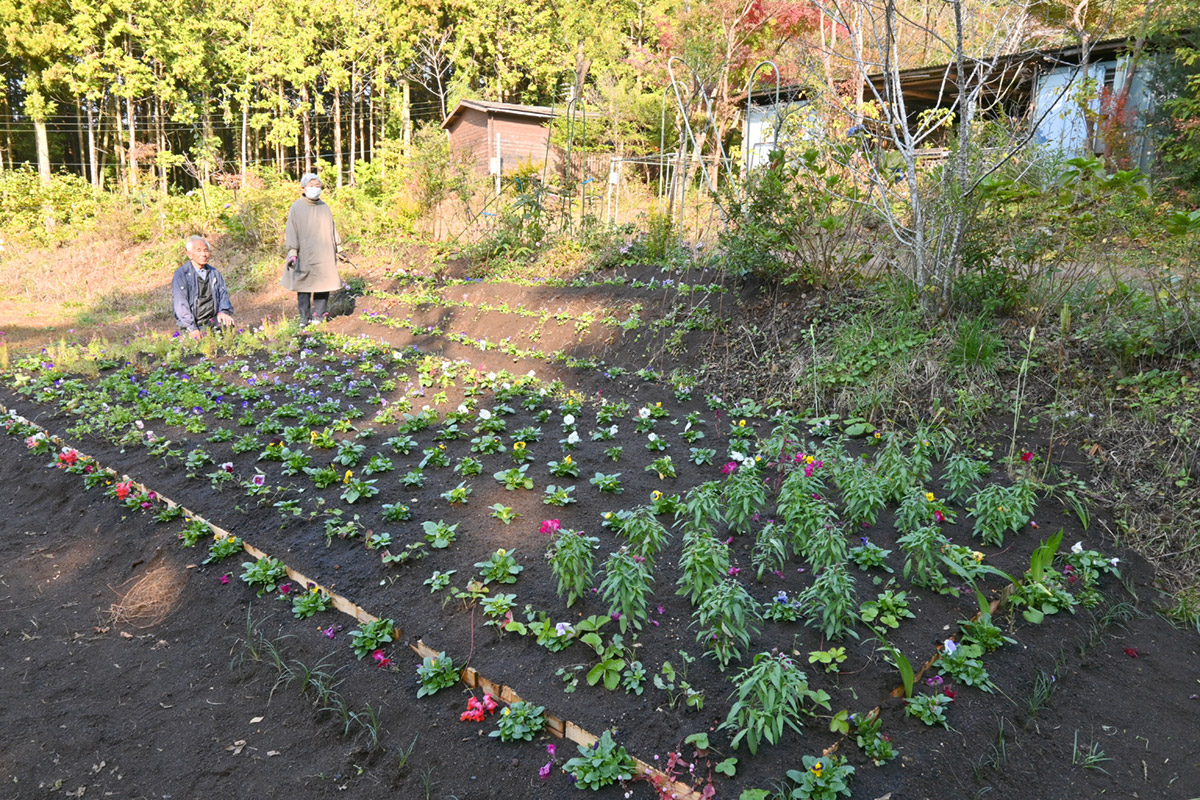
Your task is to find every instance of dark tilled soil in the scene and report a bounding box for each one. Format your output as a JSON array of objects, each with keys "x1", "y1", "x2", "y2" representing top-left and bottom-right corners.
[
  {"x1": 1, "y1": 261, "x2": 1198, "y2": 800},
  {"x1": 2, "y1": 391, "x2": 1198, "y2": 799}
]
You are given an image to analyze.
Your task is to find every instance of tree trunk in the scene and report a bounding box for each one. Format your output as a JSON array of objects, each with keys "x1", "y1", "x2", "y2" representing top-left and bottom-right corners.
[
  {"x1": 301, "y1": 83, "x2": 312, "y2": 174},
  {"x1": 276, "y1": 79, "x2": 285, "y2": 175},
  {"x1": 126, "y1": 94, "x2": 138, "y2": 189},
  {"x1": 87, "y1": 97, "x2": 99, "y2": 188},
  {"x1": 349, "y1": 68, "x2": 357, "y2": 185},
  {"x1": 75, "y1": 97, "x2": 86, "y2": 179},
  {"x1": 334, "y1": 86, "x2": 343, "y2": 188},
  {"x1": 241, "y1": 85, "x2": 249, "y2": 184}
]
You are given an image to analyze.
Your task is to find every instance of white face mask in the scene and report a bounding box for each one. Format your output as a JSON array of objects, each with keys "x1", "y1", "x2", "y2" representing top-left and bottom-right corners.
[{"x1": 305, "y1": 186, "x2": 322, "y2": 200}]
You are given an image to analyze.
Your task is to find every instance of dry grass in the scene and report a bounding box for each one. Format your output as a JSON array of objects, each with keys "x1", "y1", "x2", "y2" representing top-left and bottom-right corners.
[{"x1": 105, "y1": 558, "x2": 188, "y2": 628}]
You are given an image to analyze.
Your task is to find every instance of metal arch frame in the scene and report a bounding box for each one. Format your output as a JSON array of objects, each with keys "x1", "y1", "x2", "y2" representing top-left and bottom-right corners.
[{"x1": 742, "y1": 60, "x2": 783, "y2": 183}]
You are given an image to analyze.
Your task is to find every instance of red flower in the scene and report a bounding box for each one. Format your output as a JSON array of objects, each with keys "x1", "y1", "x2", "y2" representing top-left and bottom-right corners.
[
  {"x1": 371, "y1": 649, "x2": 392, "y2": 668},
  {"x1": 943, "y1": 689, "x2": 957, "y2": 700},
  {"x1": 460, "y1": 696, "x2": 486, "y2": 722},
  {"x1": 114, "y1": 482, "x2": 132, "y2": 501},
  {"x1": 1021, "y1": 451, "x2": 1033, "y2": 463},
  {"x1": 934, "y1": 510, "x2": 946, "y2": 523},
  {"x1": 1124, "y1": 647, "x2": 1139, "y2": 659}
]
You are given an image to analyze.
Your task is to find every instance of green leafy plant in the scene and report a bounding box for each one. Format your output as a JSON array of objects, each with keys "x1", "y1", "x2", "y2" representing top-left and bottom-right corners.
[
  {"x1": 859, "y1": 589, "x2": 916, "y2": 631},
  {"x1": 905, "y1": 692, "x2": 953, "y2": 727},
  {"x1": 340, "y1": 476, "x2": 379, "y2": 504},
  {"x1": 719, "y1": 652, "x2": 831, "y2": 755},
  {"x1": 416, "y1": 651, "x2": 459, "y2": 697},
  {"x1": 695, "y1": 579, "x2": 762, "y2": 670},
  {"x1": 590, "y1": 471, "x2": 624, "y2": 493},
  {"x1": 422, "y1": 520, "x2": 459, "y2": 549},
  {"x1": 424, "y1": 569, "x2": 457, "y2": 594},
  {"x1": 292, "y1": 586, "x2": 331, "y2": 619},
  {"x1": 542, "y1": 484, "x2": 577, "y2": 506},
  {"x1": 807, "y1": 647, "x2": 847, "y2": 673},
  {"x1": 490, "y1": 701, "x2": 546, "y2": 742},
  {"x1": 723, "y1": 462, "x2": 767, "y2": 533},
  {"x1": 943, "y1": 452, "x2": 989, "y2": 503},
  {"x1": 240, "y1": 556, "x2": 287, "y2": 596},
  {"x1": 494, "y1": 464, "x2": 534, "y2": 490},
  {"x1": 548, "y1": 455, "x2": 581, "y2": 478},
  {"x1": 797, "y1": 563, "x2": 858, "y2": 640},
  {"x1": 787, "y1": 755, "x2": 855, "y2": 800},
  {"x1": 653, "y1": 652, "x2": 705, "y2": 710},
  {"x1": 203, "y1": 535, "x2": 242, "y2": 564},
  {"x1": 599, "y1": 547, "x2": 654, "y2": 633},
  {"x1": 475, "y1": 548, "x2": 523, "y2": 584},
  {"x1": 677, "y1": 529, "x2": 730, "y2": 606},
  {"x1": 937, "y1": 641, "x2": 994, "y2": 691},
  {"x1": 441, "y1": 481, "x2": 472, "y2": 504},
  {"x1": 350, "y1": 618, "x2": 396, "y2": 659},
  {"x1": 381, "y1": 502, "x2": 412, "y2": 522},
  {"x1": 968, "y1": 482, "x2": 1034, "y2": 546},
  {"x1": 548, "y1": 529, "x2": 599, "y2": 607},
  {"x1": 489, "y1": 503, "x2": 519, "y2": 524},
  {"x1": 562, "y1": 730, "x2": 638, "y2": 790}
]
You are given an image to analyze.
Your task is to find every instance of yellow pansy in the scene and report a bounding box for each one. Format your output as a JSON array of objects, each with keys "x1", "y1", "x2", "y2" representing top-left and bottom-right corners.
[
  {"x1": 651, "y1": 490, "x2": 663, "y2": 501},
  {"x1": 811, "y1": 762, "x2": 824, "y2": 778},
  {"x1": 925, "y1": 492, "x2": 935, "y2": 502},
  {"x1": 738, "y1": 419, "x2": 746, "y2": 427},
  {"x1": 563, "y1": 455, "x2": 572, "y2": 464},
  {"x1": 514, "y1": 441, "x2": 526, "y2": 450},
  {"x1": 343, "y1": 470, "x2": 353, "y2": 484},
  {"x1": 972, "y1": 551, "x2": 985, "y2": 563}
]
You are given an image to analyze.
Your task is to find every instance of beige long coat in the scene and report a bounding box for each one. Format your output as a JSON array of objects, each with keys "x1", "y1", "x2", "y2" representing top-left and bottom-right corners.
[{"x1": 282, "y1": 197, "x2": 343, "y2": 293}]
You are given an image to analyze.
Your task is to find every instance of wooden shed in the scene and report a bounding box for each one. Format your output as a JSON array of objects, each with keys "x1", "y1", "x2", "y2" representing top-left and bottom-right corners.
[{"x1": 442, "y1": 99, "x2": 555, "y2": 176}]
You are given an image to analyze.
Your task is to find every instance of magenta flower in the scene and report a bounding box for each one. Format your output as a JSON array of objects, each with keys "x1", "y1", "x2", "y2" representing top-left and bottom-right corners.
[
  {"x1": 539, "y1": 761, "x2": 552, "y2": 781},
  {"x1": 547, "y1": 744, "x2": 556, "y2": 757},
  {"x1": 539, "y1": 519, "x2": 562, "y2": 535},
  {"x1": 372, "y1": 649, "x2": 392, "y2": 668},
  {"x1": 252, "y1": 474, "x2": 265, "y2": 487},
  {"x1": 727, "y1": 567, "x2": 741, "y2": 576},
  {"x1": 219, "y1": 574, "x2": 230, "y2": 585},
  {"x1": 721, "y1": 461, "x2": 739, "y2": 475}
]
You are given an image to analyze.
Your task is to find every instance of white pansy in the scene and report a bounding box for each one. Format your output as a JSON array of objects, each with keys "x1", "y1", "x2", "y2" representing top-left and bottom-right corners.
[
  {"x1": 479, "y1": 409, "x2": 492, "y2": 420},
  {"x1": 1071, "y1": 541, "x2": 1084, "y2": 554},
  {"x1": 567, "y1": 431, "x2": 581, "y2": 445},
  {"x1": 563, "y1": 414, "x2": 575, "y2": 426}
]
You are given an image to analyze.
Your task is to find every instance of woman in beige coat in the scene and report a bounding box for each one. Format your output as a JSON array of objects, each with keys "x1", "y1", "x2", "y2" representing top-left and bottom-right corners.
[{"x1": 283, "y1": 173, "x2": 344, "y2": 325}]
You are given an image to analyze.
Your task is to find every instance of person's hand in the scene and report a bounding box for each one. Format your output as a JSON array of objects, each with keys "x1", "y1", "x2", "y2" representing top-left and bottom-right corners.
[
  {"x1": 217, "y1": 312, "x2": 235, "y2": 327},
  {"x1": 285, "y1": 255, "x2": 297, "y2": 270},
  {"x1": 336, "y1": 249, "x2": 350, "y2": 264},
  {"x1": 189, "y1": 329, "x2": 203, "y2": 340}
]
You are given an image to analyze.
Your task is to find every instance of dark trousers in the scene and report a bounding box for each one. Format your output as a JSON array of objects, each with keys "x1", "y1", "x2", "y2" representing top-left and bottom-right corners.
[{"x1": 297, "y1": 292, "x2": 329, "y2": 325}]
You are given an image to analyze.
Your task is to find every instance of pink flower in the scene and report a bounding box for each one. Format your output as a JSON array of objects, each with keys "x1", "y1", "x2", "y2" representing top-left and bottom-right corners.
[
  {"x1": 934, "y1": 510, "x2": 946, "y2": 523},
  {"x1": 539, "y1": 519, "x2": 562, "y2": 535},
  {"x1": 1124, "y1": 647, "x2": 1139, "y2": 659},
  {"x1": 547, "y1": 744, "x2": 557, "y2": 757},
  {"x1": 372, "y1": 649, "x2": 392, "y2": 668},
  {"x1": 481, "y1": 694, "x2": 498, "y2": 713},
  {"x1": 278, "y1": 583, "x2": 292, "y2": 595},
  {"x1": 220, "y1": 462, "x2": 234, "y2": 473},
  {"x1": 252, "y1": 474, "x2": 265, "y2": 487},
  {"x1": 219, "y1": 574, "x2": 230, "y2": 585},
  {"x1": 721, "y1": 462, "x2": 739, "y2": 475},
  {"x1": 539, "y1": 761, "x2": 552, "y2": 781},
  {"x1": 727, "y1": 566, "x2": 740, "y2": 576}
]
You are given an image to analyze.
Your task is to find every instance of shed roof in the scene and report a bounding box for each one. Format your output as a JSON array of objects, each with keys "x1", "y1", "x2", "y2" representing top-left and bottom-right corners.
[{"x1": 441, "y1": 99, "x2": 556, "y2": 130}]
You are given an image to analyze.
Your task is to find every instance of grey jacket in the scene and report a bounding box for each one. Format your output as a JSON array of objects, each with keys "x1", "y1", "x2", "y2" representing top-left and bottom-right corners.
[{"x1": 172, "y1": 262, "x2": 233, "y2": 332}]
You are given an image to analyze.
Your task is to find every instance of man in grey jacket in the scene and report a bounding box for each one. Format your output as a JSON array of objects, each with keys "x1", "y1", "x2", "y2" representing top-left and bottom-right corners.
[
  {"x1": 172, "y1": 235, "x2": 234, "y2": 338},
  {"x1": 283, "y1": 173, "x2": 345, "y2": 325}
]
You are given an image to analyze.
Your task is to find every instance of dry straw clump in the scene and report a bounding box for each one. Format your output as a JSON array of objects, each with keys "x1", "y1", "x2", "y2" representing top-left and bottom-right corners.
[{"x1": 105, "y1": 558, "x2": 187, "y2": 628}]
